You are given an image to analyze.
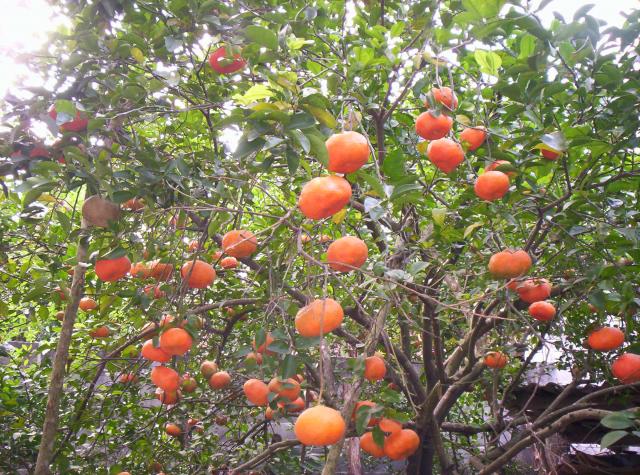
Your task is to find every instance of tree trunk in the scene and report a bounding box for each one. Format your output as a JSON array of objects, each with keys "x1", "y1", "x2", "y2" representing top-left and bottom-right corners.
[
  {"x1": 33, "y1": 220, "x2": 90, "y2": 474},
  {"x1": 346, "y1": 437, "x2": 362, "y2": 475},
  {"x1": 407, "y1": 433, "x2": 435, "y2": 475},
  {"x1": 321, "y1": 304, "x2": 390, "y2": 475}
]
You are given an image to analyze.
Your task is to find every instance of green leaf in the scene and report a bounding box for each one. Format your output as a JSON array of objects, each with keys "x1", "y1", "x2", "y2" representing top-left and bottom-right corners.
[
  {"x1": 288, "y1": 130, "x2": 310, "y2": 154},
  {"x1": 54, "y1": 99, "x2": 76, "y2": 117},
  {"x1": 518, "y1": 34, "x2": 537, "y2": 59},
  {"x1": 474, "y1": 50, "x2": 502, "y2": 77},
  {"x1": 233, "y1": 85, "x2": 274, "y2": 106},
  {"x1": 234, "y1": 135, "x2": 266, "y2": 160},
  {"x1": 286, "y1": 149, "x2": 300, "y2": 174},
  {"x1": 303, "y1": 105, "x2": 337, "y2": 129},
  {"x1": 245, "y1": 25, "x2": 278, "y2": 50},
  {"x1": 601, "y1": 430, "x2": 628, "y2": 449},
  {"x1": 355, "y1": 405, "x2": 373, "y2": 435},
  {"x1": 464, "y1": 222, "x2": 483, "y2": 238},
  {"x1": 462, "y1": 0, "x2": 506, "y2": 19},
  {"x1": 432, "y1": 208, "x2": 446, "y2": 226},
  {"x1": 372, "y1": 425, "x2": 385, "y2": 447},
  {"x1": 285, "y1": 112, "x2": 316, "y2": 131},
  {"x1": 305, "y1": 130, "x2": 329, "y2": 165},
  {"x1": 254, "y1": 328, "x2": 266, "y2": 350},
  {"x1": 55, "y1": 210, "x2": 72, "y2": 235},
  {"x1": 131, "y1": 47, "x2": 144, "y2": 63},
  {"x1": 280, "y1": 354, "x2": 298, "y2": 379},
  {"x1": 390, "y1": 183, "x2": 422, "y2": 202},
  {"x1": 601, "y1": 412, "x2": 635, "y2": 430}
]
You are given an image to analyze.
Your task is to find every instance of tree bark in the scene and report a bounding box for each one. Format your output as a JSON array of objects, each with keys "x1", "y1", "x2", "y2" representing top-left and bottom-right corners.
[
  {"x1": 321, "y1": 304, "x2": 390, "y2": 475},
  {"x1": 33, "y1": 218, "x2": 90, "y2": 474},
  {"x1": 407, "y1": 433, "x2": 435, "y2": 475},
  {"x1": 346, "y1": 437, "x2": 362, "y2": 475}
]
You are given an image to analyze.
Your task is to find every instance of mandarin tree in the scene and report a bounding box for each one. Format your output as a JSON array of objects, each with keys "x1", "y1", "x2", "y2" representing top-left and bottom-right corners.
[{"x1": 1, "y1": 1, "x2": 640, "y2": 474}]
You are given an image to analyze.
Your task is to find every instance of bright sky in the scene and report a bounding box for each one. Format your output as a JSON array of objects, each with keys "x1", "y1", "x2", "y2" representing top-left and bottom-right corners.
[{"x1": 0, "y1": 0, "x2": 637, "y2": 100}]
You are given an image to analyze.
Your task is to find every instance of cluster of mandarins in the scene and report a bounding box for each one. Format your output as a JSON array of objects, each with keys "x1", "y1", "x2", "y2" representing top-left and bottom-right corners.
[
  {"x1": 413, "y1": 85, "x2": 635, "y2": 384},
  {"x1": 483, "y1": 249, "x2": 635, "y2": 382},
  {"x1": 415, "y1": 85, "x2": 562, "y2": 201},
  {"x1": 54, "y1": 52, "x2": 636, "y2": 467}
]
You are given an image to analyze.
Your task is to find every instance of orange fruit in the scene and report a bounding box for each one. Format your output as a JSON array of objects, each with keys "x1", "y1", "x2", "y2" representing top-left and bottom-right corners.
[
  {"x1": 159, "y1": 327, "x2": 193, "y2": 356},
  {"x1": 215, "y1": 414, "x2": 228, "y2": 425},
  {"x1": 208, "y1": 45, "x2": 246, "y2": 74},
  {"x1": 431, "y1": 86, "x2": 458, "y2": 110},
  {"x1": 515, "y1": 278, "x2": 552, "y2": 303},
  {"x1": 130, "y1": 262, "x2": 151, "y2": 279},
  {"x1": 181, "y1": 374, "x2": 197, "y2": 393},
  {"x1": 279, "y1": 396, "x2": 305, "y2": 413},
  {"x1": 378, "y1": 418, "x2": 402, "y2": 434},
  {"x1": 486, "y1": 160, "x2": 516, "y2": 178},
  {"x1": 155, "y1": 387, "x2": 181, "y2": 405},
  {"x1": 294, "y1": 405, "x2": 346, "y2": 446},
  {"x1": 151, "y1": 366, "x2": 181, "y2": 392},
  {"x1": 243, "y1": 379, "x2": 270, "y2": 406},
  {"x1": 165, "y1": 423, "x2": 181, "y2": 437},
  {"x1": 222, "y1": 230, "x2": 258, "y2": 258},
  {"x1": 245, "y1": 352, "x2": 263, "y2": 365},
  {"x1": 268, "y1": 377, "x2": 301, "y2": 401},
  {"x1": 253, "y1": 332, "x2": 275, "y2": 355},
  {"x1": 415, "y1": 111, "x2": 452, "y2": 140},
  {"x1": 541, "y1": 148, "x2": 561, "y2": 160},
  {"x1": 474, "y1": 171, "x2": 509, "y2": 201},
  {"x1": 181, "y1": 259, "x2": 216, "y2": 288},
  {"x1": 298, "y1": 175, "x2": 352, "y2": 220},
  {"x1": 121, "y1": 198, "x2": 144, "y2": 211},
  {"x1": 383, "y1": 429, "x2": 420, "y2": 460},
  {"x1": 326, "y1": 131, "x2": 370, "y2": 174},
  {"x1": 459, "y1": 126, "x2": 486, "y2": 151},
  {"x1": 209, "y1": 371, "x2": 231, "y2": 389},
  {"x1": 488, "y1": 249, "x2": 532, "y2": 279},
  {"x1": 95, "y1": 256, "x2": 131, "y2": 281},
  {"x1": 187, "y1": 240, "x2": 200, "y2": 252},
  {"x1": 143, "y1": 284, "x2": 165, "y2": 299},
  {"x1": 484, "y1": 351, "x2": 508, "y2": 369},
  {"x1": 426, "y1": 137, "x2": 464, "y2": 173},
  {"x1": 220, "y1": 256, "x2": 238, "y2": 269},
  {"x1": 265, "y1": 406, "x2": 276, "y2": 420},
  {"x1": 79, "y1": 297, "x2": 97, "y2": 311},
  {"x1": 364, "y1": 356, "x2": 386, "y2": 382},
  {"x1": 353, "y1": 400, "x2": 379, "y2": 427},
  {"x1": 141, "y1": 340, "x2": 172, "y2": 363},
  {"x1": 587, "y1": 327, "x2": 625, "y2": 351},
  {"x1": 611, "y1": 353, "x2": 640, "y2": 384},
  {"x1": 55, "y1": 311, "x2": 65, "y2": 321},
  {"x1": 159, "y1": 314, "x2": 177, "y2": 327},
  {"x1": 118, "y1": 373, "x2": 138, "y2": 384},
  {"x1": 89, "y1": 326, "x2": 109, "y2": 338},
  {"x1": 528, "y1": 301, "x2": 556, "y2": 321},
  {"x1": 326, "y1": 236, "x2": 368, "y2": 272},
  {"x1": 149, "y1": 260, "x2": 173, "y2": 281},
  {"x1": 360, "y1": 431, "x2": 385, "y2": 457},
  {"x1": 48, "y1": 104, "x2": 88, "y2": 132},
  {"x1": 200, "y1": 360, "x2": 219, "y2": 378},
  {"x1": 295, "y1": 298, "x2": 344, "y2": 337}
]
